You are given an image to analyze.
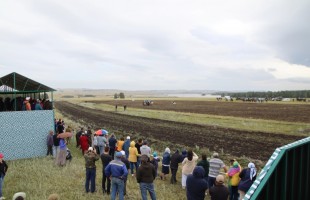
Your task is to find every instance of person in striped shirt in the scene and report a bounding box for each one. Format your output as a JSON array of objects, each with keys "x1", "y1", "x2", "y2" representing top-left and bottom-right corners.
[{"x1": 208, "y1": 152, "x2": 228, "y2": 188}]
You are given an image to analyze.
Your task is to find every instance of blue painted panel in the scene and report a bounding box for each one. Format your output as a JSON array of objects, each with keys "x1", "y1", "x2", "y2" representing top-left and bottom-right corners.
[{"x1": 0, "y1": 110, "x2": 54, "y2": 160}]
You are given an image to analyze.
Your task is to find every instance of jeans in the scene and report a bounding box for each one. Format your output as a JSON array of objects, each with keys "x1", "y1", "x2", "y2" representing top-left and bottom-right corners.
[
  {"x1": 102, "y1": 170, "x2": 111, "y2": 193},
  {"x1": 208, "y1": 176, "x2": 216, "y2": 188},
  {"x1": 0, "y1": 175, "x2": 4, "y2": 197},
  {"x1": 229, "y1": 186, "x2": 239, "y2": 200},
  {"x1": 140, "y1": 182, "x2": 156, "y2": 200},
  {"x1": 47, "y1": 145, "x2": 53, "y2": 156},
  {"x1": 130, "y1": 162, "x2": 138, "y2": 174},
  {"x1": 111, "y1": 177, "x2": 124, "y2": 200},
  {"x1": 85, "y1": 168, "x2": 96, "y2": 193},
  {"x1": 98, "y1": 146, "x2": 104, "y2": 155},
  {"x1": 170, "y1": 168, "x2": 178, "y2": 184}
]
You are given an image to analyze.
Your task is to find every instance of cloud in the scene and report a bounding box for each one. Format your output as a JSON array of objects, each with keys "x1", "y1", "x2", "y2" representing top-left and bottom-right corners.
[{"x1": 0, "y1": 0, "x2": 309, "y2": 91}]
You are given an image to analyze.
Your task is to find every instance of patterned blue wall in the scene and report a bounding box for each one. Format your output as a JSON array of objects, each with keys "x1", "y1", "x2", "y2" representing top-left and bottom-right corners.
[{"x1": 0, "y1": 110, "x2": 54, "y2": 160}]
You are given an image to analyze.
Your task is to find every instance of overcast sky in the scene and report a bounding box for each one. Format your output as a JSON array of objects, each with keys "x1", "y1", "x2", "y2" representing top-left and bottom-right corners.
[{"x1": 0, "y1": 0, "x2": 310, "y2": 91}]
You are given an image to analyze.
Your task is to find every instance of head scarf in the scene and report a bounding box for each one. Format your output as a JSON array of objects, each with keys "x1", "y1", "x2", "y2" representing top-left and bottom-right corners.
[
  {"x1": 228, "y1": 161, "x2": 240, "y2": 176},
  {"x1": 248, "y1": 162, "x2": 257, "y2": 180},
  {"x1": 165, "y1": 147, "x2": 170, "y2": 154}
]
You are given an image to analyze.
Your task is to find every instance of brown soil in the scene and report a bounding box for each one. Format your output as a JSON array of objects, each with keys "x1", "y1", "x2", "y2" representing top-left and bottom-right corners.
[
  {"x1": 89, "y1": 100, "x2": 310, "y2": 123},
  {"x1": 55, "y1": 101, "x2": 304, "y2": 161}
]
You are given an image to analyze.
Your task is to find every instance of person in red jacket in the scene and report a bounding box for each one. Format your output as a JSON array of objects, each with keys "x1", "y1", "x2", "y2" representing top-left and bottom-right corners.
[{"x1": 80, "y1": 132, "x2": 89, "y2": 155}]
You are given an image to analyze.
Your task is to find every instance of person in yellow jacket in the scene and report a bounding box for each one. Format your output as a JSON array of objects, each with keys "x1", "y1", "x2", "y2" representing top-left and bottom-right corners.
[
  {"x1": 128, "y1": 141, "x2": 140, "y2": 176},
  {"x1": 226, "y1": 161, "x2": 241, "y2": 200}
]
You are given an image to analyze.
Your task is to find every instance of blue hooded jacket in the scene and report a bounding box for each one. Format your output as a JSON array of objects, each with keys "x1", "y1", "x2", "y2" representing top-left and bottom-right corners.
[{"x1": 186, "y1": 166, "x2": 208, "y2": 200}]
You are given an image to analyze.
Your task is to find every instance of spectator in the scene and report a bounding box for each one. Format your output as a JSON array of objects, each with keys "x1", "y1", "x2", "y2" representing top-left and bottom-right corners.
[
  {"x1": 197, "y1": 153, "x2": 210, "y2": 184},
  {"x1": 170, "y1": 149, "x2": 183, "y2": 184},
  {"x1": 120, "y1": 151, "x2": 130, "y2": 196},
  {"x1": 35, "y1": 99, "x2": 43, "y2": 110},
  {"x1": 181, "y1": 150, "x2": 198, "y2": 189},
  {"x1": 101, "y1": 146, "x2": 112, "y2": 195},
  {"x1": 160, "y1": 147, "x2": 171, "y2": 180},
  {"x1": 46, "y1": 130, "x2": 54, "y2": 156},
  {"x1": 12, "y1": 192, "x2": 26, "y2": 200},
  {"x1": 128, "y1": 141, "x2": 140, "y2": 176},
  {"x1": 116, "y1": 137, "x2": 125, "y2": 152},
  {"x1": 122, "y1": 136, "x2": 131, "y2": 159},
  {"x1": 93, "y1": 133, "x2": 99, "y2": 154},
  {"x1": 109, "y1": 134, "x2": 117, "y2": 159},
  {"x1": 76, "y1": 127, "x2": 84, "y2": 148},
  {"x1": 80, "y1": 132, "x2": 89, "y2": 155},
  {"x1": 208, "y1": 152, "x2": 228, "y2": 188},
  {"x1": 97, "y1": 134, "x2": 107, "y2": 155},
  {"x1": 209, "y1": 175, "x2": 229, "y2": 200},
  {"x1": 140, "y1": 140, "x2": 151, "y2": 157},
  {"x1": 84, "y1": 147, "x2": 100, "y2": 193},
  {"x1": 135, "y1": 139, "x2": 143, "y2": 165},
  {"x1": 150, "y1": 152, "x2": 160, "y2": 178},
  {"x1": 87, "y1": 127, "x2": 92, "y2": 146},
  {"x1": 52, "y1": 132, "x2": 60, "y2": 159},
  {"x1": 186, "y1": 166, "x2": 208, "y2": 200},
  {"x1": 181, "y1": 149, "x2": 187, "y2": 161},
  {"x1": 238, "y1": 162, "x2": 257, "y2": 200},
  {"x1": 227, "y1": 161, "x2": 241, "y2": 200},
  {"x1": 136, "y1": 155, "x2": 157, "y2": 200},
  {"x1": 24, "y1": 97, "x2": 31, "y2": 111},
  {"x1": 56, "y1": 137, "x2": 67, "y2": 166},
  {"x1": 105, "y1": 152, "x2": 128, "y2": 200},
  {"x1": 0, "y1": 153, "x2": 8, "y2": 200}
]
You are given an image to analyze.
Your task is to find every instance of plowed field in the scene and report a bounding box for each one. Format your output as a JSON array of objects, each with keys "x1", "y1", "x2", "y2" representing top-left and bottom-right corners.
[
  {"x1": 88, "y1": 100, "x2": 310, "y2": 123},
  {"x1": 55, "y1": 101, "x2": 304, "y2": 161}
]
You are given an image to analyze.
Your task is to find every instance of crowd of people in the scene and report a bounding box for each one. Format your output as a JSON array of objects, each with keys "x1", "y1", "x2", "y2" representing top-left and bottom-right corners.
[
  {"x1": 0, "y1": 96, "x2": 52, "y2": 112},
  {"x1": 0, "y1": 118, "x2": 258, "y2": 200}
]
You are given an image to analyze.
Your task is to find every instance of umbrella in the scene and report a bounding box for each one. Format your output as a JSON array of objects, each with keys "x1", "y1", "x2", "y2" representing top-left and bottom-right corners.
[{"x1": 95, "y1": 129, "x2": 109, "y2": 135}]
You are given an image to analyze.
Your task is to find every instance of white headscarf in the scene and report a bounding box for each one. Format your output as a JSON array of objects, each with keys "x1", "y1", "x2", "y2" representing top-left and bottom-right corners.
[
  {"x1": 165, "y1": 147, "x2": 170, "y2": 154},
  {"x1": 248, "y1": 162, "x2": 257, "y2": 180}
]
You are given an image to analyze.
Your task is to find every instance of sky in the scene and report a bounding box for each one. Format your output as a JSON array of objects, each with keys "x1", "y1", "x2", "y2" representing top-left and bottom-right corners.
[{"x1": 0, "y1": 0, "x2": 310, "y2": 91}]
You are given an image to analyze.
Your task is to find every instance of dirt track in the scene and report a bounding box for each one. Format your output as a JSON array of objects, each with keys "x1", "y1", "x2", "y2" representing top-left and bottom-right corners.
[
  {"x1": 55, "y1": 101, "x2": 304, "y2": 161},
  {"x1": 90, "y1": 100, "x2": 310, "y2": 123}
]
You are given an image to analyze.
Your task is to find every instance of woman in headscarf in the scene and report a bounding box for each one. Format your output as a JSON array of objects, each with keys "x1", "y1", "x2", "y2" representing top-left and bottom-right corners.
[
  {"x1": 227, "y1": 161, "x2": 241, "y2": 200},
  {"x1": 238, "y1": 162, "x2": 257, "y2": 200},
  {"x1": 181, "y1": 149, "x2": 198, "y2": 189},
  {"x1": 160, "y1": 147, "x2": 171, "y2": 180}
]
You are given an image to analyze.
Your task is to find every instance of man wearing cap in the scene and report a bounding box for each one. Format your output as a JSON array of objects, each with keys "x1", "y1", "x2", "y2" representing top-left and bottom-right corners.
[
  {"x1": 105, "y1": 152, "x2": 128, "y2": 200},
  {"x1": 208, "y1": 152, "x2": 228, "y2": 188},
  {"x1": 84, "y1": 147, "x2": 100, "y2": 193},
  {"x1": 0, "y1": 153, "x2": 8, "y2": 200},
  {"x1": 209, "y1": 175, "x2": 229, "y2": 200}
]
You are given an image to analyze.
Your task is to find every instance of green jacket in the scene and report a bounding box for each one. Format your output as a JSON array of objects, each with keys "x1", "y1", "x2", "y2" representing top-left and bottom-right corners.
[{"x1": 84, "y1": 151, "x2": 99, "y2": 168}]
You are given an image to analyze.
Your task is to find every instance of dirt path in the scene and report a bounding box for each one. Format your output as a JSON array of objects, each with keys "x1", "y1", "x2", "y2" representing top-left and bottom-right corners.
[{"x1": 55, "y1": 101, "x2": 304, "y2": 161}]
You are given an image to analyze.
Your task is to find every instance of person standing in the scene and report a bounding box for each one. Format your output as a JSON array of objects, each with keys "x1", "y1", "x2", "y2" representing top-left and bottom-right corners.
[
  {"x1": 80, "y1": 132, "x2": 89, "y2": 155},
  {"x1": 109, "y1": 134, "x2": 117, "y2": 159},
  {"x1": 181, "y1": 150, "x2": 199, "y2": 189},
  {"x1": 52, "y1": 132, "x2": 60, "y2": 159},
  {"x1": 140, "y1": 140, "x2": 151, "y2": 157},
  {"x1": 128, "y1": 141, "x2": 140, "y2": 176},
  {"x1": 136, "y1": 155, "x2": 157, "y2": 200},
  {"x1": 116, "y1": 137, "x2": 125, "y2": 152},
  {"x1": 100, "y1": 147, "x2": 112, "y2": 195},
  {"x1": 170, "y1": 150, "x2": 183, "y2": 184},
  {"x1": 105, "y1": 152, "x2": 128, "y2": 200},
  {"x1": 197, "y1": 153, "x2": 210, "y2": 184},
  {"x1": 97, "y1": 134, "x2": 107, "y2": 155},
  {"x1": 227, "y1": 161, "x2": 241, "y2": 200},
  {"x1": 209, "y1": 175, "x2": 229, "y2": 200},
  {"x1": 122, "y1": 136, "x2": 131, "y2": 159},
  {"x1": 0, "y1": 153, "x2": 8, "y2": 200},
  {"x1": 208, "y1": 152, "x2": 228, "y2": 188},
  {"x1": 120, "y1": 151, "x2": 130, "y2": 196},
  {"x1": 160, "y1": 147, "x2": 171, "y2": 180},
  {"x1": 186, "y1": 166, "x2": 208, "y2": 200},
  {"x1": 238, "y1": 162, "x2": 257, "y2": 200},
  {"x1": 56, "y1": 137, "x2": 67, "y2": 166},
  {"x1": 84, "y1": 147, "x2": 100, "y2": 193},
  {"x1": 46, "y1": 130, "x2": 54, "y2": 156},
  {"x1": 135, "y1": 138, "x2": 143, "y2": 165},
  {"x1": 76, "y1": 127, "x2": 84, "y2": 148}
]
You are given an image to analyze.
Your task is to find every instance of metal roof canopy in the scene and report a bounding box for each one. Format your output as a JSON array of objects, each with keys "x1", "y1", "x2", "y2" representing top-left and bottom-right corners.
[{"x1": 0, "y1": 72, "x2": 56, "y2": 94}]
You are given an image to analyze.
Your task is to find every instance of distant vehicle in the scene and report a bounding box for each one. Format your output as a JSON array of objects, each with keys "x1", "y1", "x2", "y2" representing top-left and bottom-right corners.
[
  {"x1": 272, "y1": 97, "x2": 283, "y2": 101},
  {"x1": 143, "y1": 100, "x2": 153, "y2": 106}
]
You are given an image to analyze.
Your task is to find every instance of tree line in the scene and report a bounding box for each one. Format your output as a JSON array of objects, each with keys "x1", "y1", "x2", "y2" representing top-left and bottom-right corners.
[{"x1": 213, "y1": 90, "x2": 310, "y2": 98}]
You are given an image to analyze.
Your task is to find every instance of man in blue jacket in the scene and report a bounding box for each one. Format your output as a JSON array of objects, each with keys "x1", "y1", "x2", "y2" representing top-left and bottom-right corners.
[{"x1": 105, "y1": 152, "x2": 128, "y2": 200}]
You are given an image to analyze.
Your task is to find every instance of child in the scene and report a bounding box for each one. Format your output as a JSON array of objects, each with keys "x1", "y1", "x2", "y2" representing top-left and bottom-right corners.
[{"x1": 150, "y1": 151, "x2": 160, "y2": 178}]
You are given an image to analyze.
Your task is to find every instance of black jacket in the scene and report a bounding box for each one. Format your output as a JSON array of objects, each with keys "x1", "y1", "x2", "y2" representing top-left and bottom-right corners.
[
  {"x1": 170, "y1": 151, "x2": 183, "y2": 169},
  {"x1": 136, "y1": 162, "x2": 156, "y2": 183},
  {"x1": 0, "y1": 160, "x2": 8, "y2": 176}
]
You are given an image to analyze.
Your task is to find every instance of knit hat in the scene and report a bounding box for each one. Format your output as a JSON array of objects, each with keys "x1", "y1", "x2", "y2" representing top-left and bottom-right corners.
[
  {"x1": 153, "y1": 151, "x2": 158, "y2": 157},
  {"x1": 0, "y1": 153, "x2": 3, "y2": 159},
  {"x1": 116, "y1": 152, "x2": 122, "y2": 158},
  {"x1": 165, "y1": 147, "x2": 170, "y2": 154},
  {"x1": 127, "y1": 136, "x2": 130, "y2": 140}
]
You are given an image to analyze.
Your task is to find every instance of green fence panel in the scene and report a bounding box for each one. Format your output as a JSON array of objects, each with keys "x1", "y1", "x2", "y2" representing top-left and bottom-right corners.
[{"x1": 244, "y1": 137, "x2": 310, "y2": 200}]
